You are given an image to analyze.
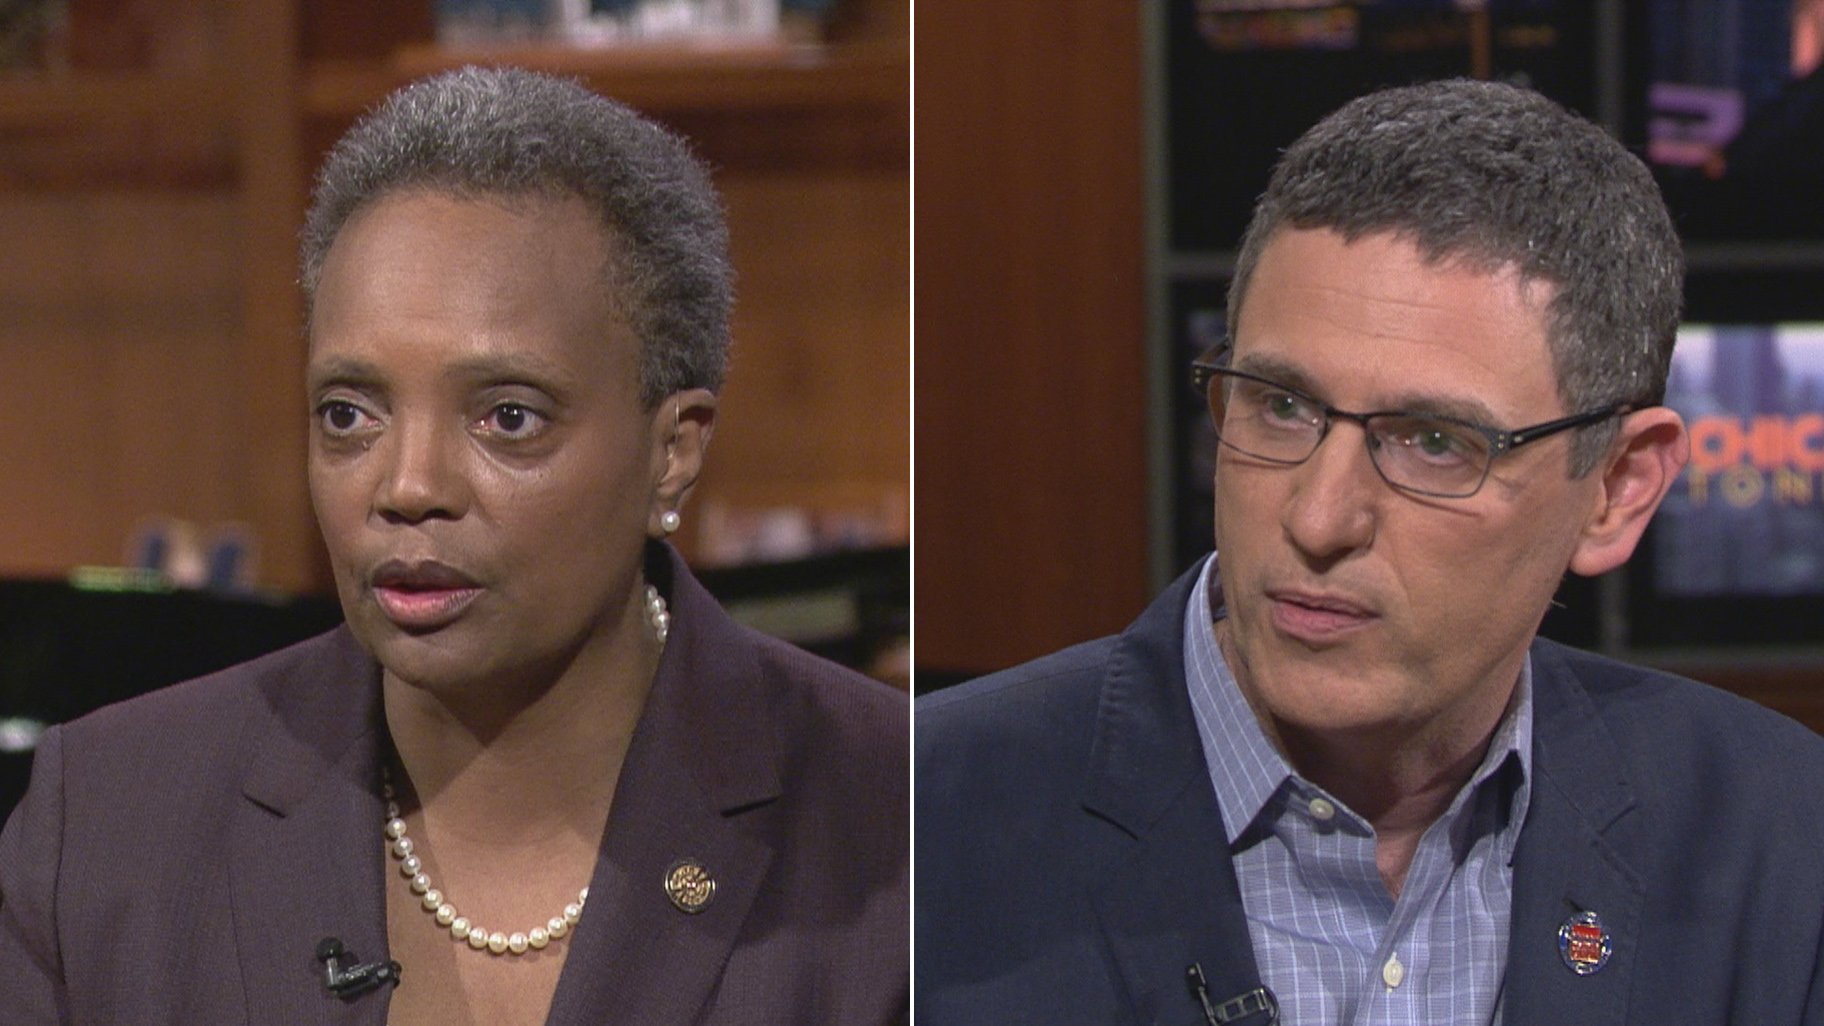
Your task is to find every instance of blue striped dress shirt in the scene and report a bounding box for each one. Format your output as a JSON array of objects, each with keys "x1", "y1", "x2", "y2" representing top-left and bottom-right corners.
[{"x1": 1182, "y1": 557, "x2": 1533, "y2": 1026}]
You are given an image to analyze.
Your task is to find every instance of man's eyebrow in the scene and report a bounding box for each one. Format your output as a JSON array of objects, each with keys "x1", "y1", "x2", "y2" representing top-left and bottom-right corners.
[
  {"x1": 1230, "y1": 353, "x2": 1325, "y2": 396},
  {"x1": 1231, "y1": 351, "x2": 1503, "y2": 425},
  {"x1": 1377, "y1": 391, "x2": 1503, "y2": 427}
]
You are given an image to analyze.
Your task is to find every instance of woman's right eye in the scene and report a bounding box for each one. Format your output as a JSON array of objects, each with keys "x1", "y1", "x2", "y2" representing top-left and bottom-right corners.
[{"x1": 317, "y1": 400, "x2": 372, "y2": 435}]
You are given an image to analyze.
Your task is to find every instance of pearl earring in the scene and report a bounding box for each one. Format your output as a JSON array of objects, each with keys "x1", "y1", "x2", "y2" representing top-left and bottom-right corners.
[{"x1": 660, "y1": 510, "x2": 682, "y2": 534}]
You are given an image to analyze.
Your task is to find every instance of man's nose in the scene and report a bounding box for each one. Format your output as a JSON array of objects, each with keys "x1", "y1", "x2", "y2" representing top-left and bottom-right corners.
[{"x1": 1281, "y1": 420, "x2": 1379, "y2": 561}]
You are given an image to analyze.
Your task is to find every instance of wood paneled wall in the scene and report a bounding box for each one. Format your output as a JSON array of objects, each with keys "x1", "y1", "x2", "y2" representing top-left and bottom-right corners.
[
  {"x1": 0, "y1": 194, "x2": 245, "y2": 578},
  {"x1": 915, "y1": 8, "x2": 1150, "y2": 676},
  {"x1": 0, "y1": 1, "x2": 907, "y2": 595}
]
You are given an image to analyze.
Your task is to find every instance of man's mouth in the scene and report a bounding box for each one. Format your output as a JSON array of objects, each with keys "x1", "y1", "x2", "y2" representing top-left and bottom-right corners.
[{"x1": 1266, "y1": 588, "x2": 1376, "y2": 643}]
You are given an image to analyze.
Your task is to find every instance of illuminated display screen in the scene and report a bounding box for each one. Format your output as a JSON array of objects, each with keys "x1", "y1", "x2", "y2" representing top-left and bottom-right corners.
[{"x1": 1655, "y1": 324, "x2": 1824, "y2": 596}]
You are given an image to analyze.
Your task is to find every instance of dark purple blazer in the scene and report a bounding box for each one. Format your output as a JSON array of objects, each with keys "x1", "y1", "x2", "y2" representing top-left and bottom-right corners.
[{"x1": 0, "y1": 548, "x2": 908, "y2": 1024}]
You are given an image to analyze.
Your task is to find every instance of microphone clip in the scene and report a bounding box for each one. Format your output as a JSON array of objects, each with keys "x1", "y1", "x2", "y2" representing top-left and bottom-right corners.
[
  {"x1": 1187, "y1": 963, "x2": 1278, "y2": 1025},
  {"x1": 316, "y1": 937, "x2": 403, "y2": 999}
]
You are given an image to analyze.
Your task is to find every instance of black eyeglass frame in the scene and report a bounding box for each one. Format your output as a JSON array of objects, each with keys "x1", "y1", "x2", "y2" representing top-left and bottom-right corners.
[{"x1": 1189, "y1": 345, "x2": 1633, "y2": 499}]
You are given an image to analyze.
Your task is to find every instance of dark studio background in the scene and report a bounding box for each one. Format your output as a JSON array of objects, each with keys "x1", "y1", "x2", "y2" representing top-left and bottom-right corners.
[{"x1": 915, "y1": 1, "x2": 1824, "y2": 736}]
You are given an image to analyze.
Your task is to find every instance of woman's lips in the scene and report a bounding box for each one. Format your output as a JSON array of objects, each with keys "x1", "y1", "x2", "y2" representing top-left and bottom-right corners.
[
  {"x1": 373, "y1": 584, "x2": 482, "y2": 631},
  {"x1": 1268, "y1": 591, "x2": 1375, "y2": 644},
  {"x1": 368, "y1": 560, "x2": 482, "y2": 631}
]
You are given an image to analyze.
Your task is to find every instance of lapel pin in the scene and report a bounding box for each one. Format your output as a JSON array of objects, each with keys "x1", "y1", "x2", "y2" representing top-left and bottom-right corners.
[
  {"x1": 1558, "y1": 910, "x2": 1613, "y2": 975},
  {"x1": 664, "y1": 858, "x2": 716, "y2": 914}
]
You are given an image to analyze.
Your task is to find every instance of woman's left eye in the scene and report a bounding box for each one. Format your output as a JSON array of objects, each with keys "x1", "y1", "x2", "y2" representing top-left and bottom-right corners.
[{"x1": 483, "y1": 403, "x2": 545, "y2": 439}]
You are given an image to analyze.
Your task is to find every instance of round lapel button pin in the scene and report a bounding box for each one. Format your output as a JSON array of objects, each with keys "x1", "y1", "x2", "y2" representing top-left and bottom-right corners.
[
  {"x1": 1558, "y1": 910, "x2": 1613, "y2": 975},
  {"x1": 664, "y1": 858, "x2": 716, "y2": 914}
]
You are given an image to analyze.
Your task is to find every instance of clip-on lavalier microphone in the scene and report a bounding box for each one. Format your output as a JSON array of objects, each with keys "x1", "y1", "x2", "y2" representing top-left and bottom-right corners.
[
  {"x1": 1188, "y1": 963, "x2": 1278, "y2": 1025},
  {"x1": 316, "y1": 937, "x2": 402, "y2": 998}
]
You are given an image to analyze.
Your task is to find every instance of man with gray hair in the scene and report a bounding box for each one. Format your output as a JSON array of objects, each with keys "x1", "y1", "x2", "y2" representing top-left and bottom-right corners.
[{"x1": 918, "y1": 79, "x2": 1824, "y2": 1025}]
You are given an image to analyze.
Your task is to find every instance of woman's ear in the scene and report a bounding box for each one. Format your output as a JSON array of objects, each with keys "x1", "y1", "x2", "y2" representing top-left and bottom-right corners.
[
  {"x1": 1568, "y1": 406, "x2": 1689, "y2": 576},
  {"x1": 648, "y1": 389, "x2": 718, "y2": 538}
]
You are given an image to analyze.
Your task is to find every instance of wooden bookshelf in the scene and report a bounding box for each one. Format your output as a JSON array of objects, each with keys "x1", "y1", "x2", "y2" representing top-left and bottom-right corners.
[
  {"x1": 304, "y1": 38, "x2": 906, "y2": 119},
  {"x1": 0, "y1": 0, "x2": 907, "y2": 595},
  {"x1": 0, "y1": 70, "x2": 232, "y2": 128}
]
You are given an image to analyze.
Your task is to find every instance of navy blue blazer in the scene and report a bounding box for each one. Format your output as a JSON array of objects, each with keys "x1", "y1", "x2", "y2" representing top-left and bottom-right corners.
[
  {"x1": 1, "y1": 548, "x2": 908, "y2": 1025},
  {"x1": 916, "y1": 559, "x2": 1824, "y2": 1025}
]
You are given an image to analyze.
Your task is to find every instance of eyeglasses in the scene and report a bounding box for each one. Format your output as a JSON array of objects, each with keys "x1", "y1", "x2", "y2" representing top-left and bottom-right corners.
[{"x1": 1189, "y1": 346, "x2": 1630, "y2": 499}]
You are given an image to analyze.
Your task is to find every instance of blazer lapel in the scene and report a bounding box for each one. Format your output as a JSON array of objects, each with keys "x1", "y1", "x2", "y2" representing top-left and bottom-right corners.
[
  {"x1": 545, "y1": 554, "x2": 780, "y2": 1025},
  {"x1": 1503, "y1": 645, "x2": 1644, "y2": 1026},
  {"x1": 1083, "y1": 563, "x2": 1265, "y2": 1026},
  {"x1": 228, "y1": 629, "x2": 390, "y2": 1026}
]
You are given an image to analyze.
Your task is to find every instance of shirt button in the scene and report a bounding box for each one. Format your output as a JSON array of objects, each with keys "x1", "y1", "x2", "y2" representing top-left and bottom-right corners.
[
  {"x1": 1382, "y1": 953, "x2": 1405, "y2": 989},
  {"x1": 1307, "y1": 796, "x2": 1336, "y2": 821}
]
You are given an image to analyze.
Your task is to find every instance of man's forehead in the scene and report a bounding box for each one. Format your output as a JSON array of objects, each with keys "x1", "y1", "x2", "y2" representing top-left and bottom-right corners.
[
  {"x1": 1231, "y1": 229, "x2": 1563, "y2": 421},
  {"x1": 1227, "y1": 347, "x2": 1504, "y2": 426}
]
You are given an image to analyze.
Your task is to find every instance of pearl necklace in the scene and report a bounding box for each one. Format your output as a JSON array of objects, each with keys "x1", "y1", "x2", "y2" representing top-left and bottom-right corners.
[
  {"x1": 644, "y1": 583, "x2": 670, "y2": 644},
  {"x1": 381, "y1": 583, "x2": 670, "y2": 956},
  {"x1": 384, "y1": 779, "x2": 587, "y2": 955}
]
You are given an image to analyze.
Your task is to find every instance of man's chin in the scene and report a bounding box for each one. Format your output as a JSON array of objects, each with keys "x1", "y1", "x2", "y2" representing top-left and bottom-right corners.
[{"x1": 1234, "y1": 647, "x2": 1418, "y2": 740}]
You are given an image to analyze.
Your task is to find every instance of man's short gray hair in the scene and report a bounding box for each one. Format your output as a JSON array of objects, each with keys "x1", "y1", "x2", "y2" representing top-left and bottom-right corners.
[
  {"x1": 301, "y1": 66, "x2": 732, "y2": 406},
  {"x1": 1229, "y1": 79, "x2": 1683, "y2": 474}
]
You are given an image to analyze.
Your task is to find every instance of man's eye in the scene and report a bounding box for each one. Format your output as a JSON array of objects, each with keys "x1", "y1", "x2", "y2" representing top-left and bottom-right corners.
[
  {"x1": 1264, "y1": 393, "x2": 1305, "y2": 420},
  {"x1": 1417, "y1": 429, "x2": 1456, "y2": 456},
  {"x1": 1389, "y1": 420, "x2": 1483, "y2": 465},
  {"x1": 1253, "y1": 389, "x2": 1319, "y2": 429}
]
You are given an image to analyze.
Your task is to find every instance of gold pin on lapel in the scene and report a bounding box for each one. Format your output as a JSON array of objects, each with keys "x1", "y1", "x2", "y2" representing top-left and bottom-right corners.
[{"x1": 664, "y1": 858, "x2": 715, "y2": 914}]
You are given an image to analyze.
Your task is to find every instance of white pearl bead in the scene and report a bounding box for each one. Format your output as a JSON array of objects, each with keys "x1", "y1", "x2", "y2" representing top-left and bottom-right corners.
[
  {"x1": 391, "y1": 837, "x2": 413, "y2": 858},
  {"x1": 579, "y1": 886, "x2": 589, "y2": 903},
  {"x1": 385, "y1": 818, "x2": 407, "y2": 840},
  {"x1": 468, "y1": 928, "x2": 490, "y2": 950},
  {"x1": 420, "y1": 889, "x2": 442, "y2": 911},
  {"x1": 487, "y1": 932, "x2": 508, "y2": 954},
  {"x1": 450, "y1": 916, "x2": 471, "y2": 940},
  {"x1": 400, "y1": 854, "x2": 421, "y2": 876},
  {"x1": 529, "y1": 927, "x2": 549, "y2": 949},
  {"x1": 410, "y1": 873, "x2": 431, "y2": 895},
  {"x1": 435, "y1": 904, "x2": 456, "y2": 926},
  {"x1": 563, "y1": 902, "x2": 582, "y2": 925},
  {"x1": 385, "y1": 801, "x2": 400, "y2": 818},
  {"x1": 508, "y1": 932, "x2": 529, "y2": 954},
  {"x1": 547, "y1": 916, "x2": 568, "y2": 939}
]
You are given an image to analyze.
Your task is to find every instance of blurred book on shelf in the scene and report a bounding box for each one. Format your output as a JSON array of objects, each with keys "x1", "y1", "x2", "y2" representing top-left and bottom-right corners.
[
  {"x1": 435, "y1": 0, "x2": 841, "y2": 48},
  {"x1": 694, "y1": 493, "x2": 907, "y2": 568},
  {"x1": 0, "y1": 0, "x2": 65, "y2": 70}
]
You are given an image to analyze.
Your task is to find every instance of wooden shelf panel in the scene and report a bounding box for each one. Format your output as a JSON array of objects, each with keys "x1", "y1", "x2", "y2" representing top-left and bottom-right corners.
[
  {"x1": 304, "y1": 39, "x2": 907, "y2": 120},
  {"x1": 0, "y1": 71, "x2": 234, "y2": 130}
]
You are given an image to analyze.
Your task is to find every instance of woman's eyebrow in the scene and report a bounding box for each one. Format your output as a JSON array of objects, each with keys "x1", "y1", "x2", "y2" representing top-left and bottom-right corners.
[
  {"x1": 446, "y1": 353, "x2": 578, "y2": 390},
  {"x1": 305, "y1": 355, "x2": 382, "y2": 390}
]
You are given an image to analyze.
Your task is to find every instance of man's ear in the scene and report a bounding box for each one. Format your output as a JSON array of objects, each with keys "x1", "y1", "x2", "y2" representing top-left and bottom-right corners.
[
  {"x1": 1568, "y1": 406, "x2": 1688, "y2": 576},
  {"x1": 648, "y1": 389, "x2": 718, "y2": 538}
]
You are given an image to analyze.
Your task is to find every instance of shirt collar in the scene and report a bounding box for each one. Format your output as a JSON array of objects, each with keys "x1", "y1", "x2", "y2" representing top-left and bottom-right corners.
[{"x1": 1182, "y1": 554, "x2": 1534, "y2": 851}]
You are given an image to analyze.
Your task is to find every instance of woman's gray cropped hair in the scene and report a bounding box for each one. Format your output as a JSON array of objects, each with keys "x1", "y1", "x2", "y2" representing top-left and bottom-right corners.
[
  {"x1": 300, "y1": 66, "x2": 733, "y2": 406},
  {"x1": 1228, "y1": 78, "x2": 1684, "y2": 475}
]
